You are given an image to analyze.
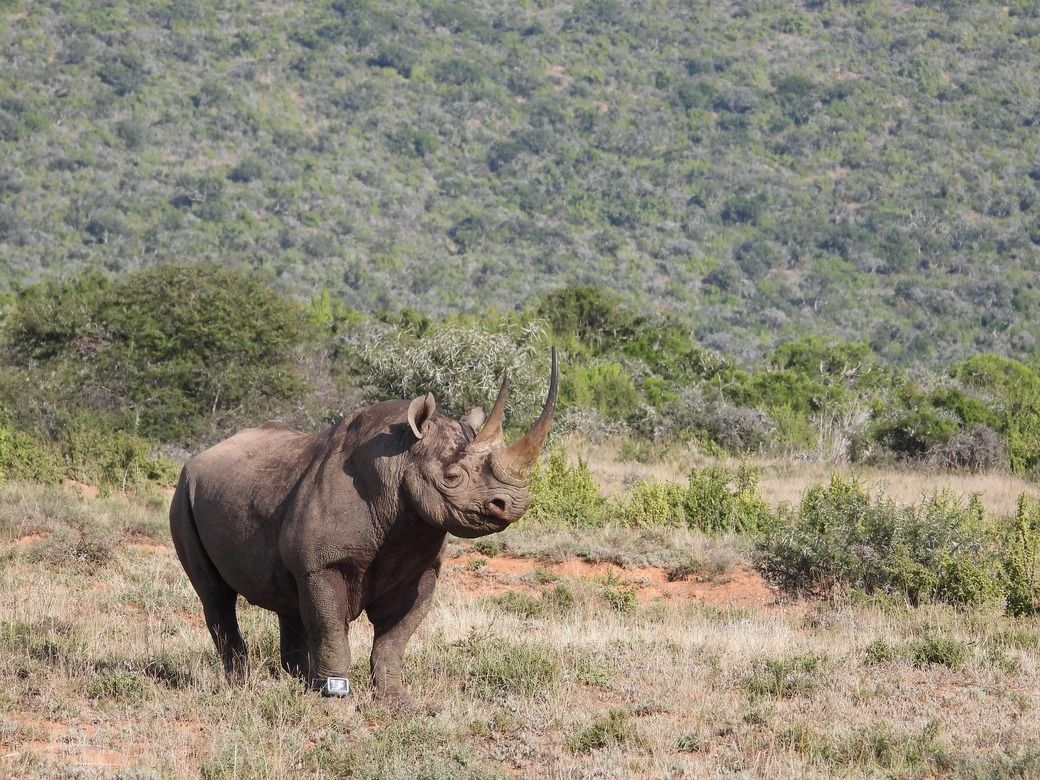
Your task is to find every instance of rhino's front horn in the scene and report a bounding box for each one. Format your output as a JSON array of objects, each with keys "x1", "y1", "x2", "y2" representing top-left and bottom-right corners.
[
  {"x1": 493, "y1": 348, "x2": 558, "y2": 482},
  {"x1": 472, "y1": 373, "x2": 510, "y2": 448}
]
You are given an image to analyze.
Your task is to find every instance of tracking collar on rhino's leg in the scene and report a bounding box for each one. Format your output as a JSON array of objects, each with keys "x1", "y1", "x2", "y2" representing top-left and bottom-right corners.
[{"x1": 320, "y1": 677, "x2": 351, "y2": 697}]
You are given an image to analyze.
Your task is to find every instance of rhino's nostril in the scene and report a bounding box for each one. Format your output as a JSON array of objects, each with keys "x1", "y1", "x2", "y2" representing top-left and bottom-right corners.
[{"x1": 489, "y1": 497, "x2": 508, "y2": 516}]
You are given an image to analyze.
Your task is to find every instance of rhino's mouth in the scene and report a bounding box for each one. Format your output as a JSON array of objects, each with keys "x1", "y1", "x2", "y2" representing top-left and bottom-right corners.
[{"x1": 450, "y1": 517, "x2": 509, "y2": 539}]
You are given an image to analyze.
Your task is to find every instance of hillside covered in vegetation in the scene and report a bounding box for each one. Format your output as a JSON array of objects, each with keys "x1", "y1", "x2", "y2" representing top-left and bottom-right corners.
[{"x1": 1, "y1": 1, "x2": 1039, "y2": 364}]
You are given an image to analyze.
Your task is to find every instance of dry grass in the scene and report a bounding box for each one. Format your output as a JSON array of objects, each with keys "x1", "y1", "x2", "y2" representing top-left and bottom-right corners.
[
  {"x1": 1, "y1": 482, "x2": 1039, "y2": 778},
  {"x1": 566, "y1": 435, "x2": 1040, "y2": 517}
]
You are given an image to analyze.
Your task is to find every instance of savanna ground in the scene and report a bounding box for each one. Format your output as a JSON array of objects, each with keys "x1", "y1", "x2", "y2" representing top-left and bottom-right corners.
[{"x1": 2, "y1": 445, "x2": 1040, "y2": 779}]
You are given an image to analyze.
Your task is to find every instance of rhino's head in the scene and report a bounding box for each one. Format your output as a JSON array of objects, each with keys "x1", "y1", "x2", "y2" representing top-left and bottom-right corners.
[{"x1": 401, "y1": 349, "x2": 558, "y2": 538}]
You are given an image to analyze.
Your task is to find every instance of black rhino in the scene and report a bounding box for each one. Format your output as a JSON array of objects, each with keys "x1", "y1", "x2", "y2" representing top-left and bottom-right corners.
[{"x1": 170, "y1": 350, "x2": 557, "y2": 710}]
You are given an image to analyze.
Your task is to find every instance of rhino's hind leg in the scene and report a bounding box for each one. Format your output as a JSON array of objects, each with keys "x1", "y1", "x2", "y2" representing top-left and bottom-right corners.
[
  {"x1": 278, "y1": 614, "x2": 309, "y2": 679},
  {"x1": 204, "y1": 590, "x2": 248, "y2": 681},
  {"x1": 170, "y1": 485, "x2": 249, "y2": 681}
]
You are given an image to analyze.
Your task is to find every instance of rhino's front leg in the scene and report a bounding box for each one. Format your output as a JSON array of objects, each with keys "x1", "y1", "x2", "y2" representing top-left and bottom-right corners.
[
  {"x1": 367, "y1": 567, "x2": 438, "y2": 712},
  {"x1": 297, "y1": 569, "x2": 352, "y2": 697}
]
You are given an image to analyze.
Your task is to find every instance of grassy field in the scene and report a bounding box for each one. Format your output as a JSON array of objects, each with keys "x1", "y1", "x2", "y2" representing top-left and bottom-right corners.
[
  {"x1": 571, "y1": 437, "x2": 1040, "y2": 518},
  {"x1": 1, "y1": 464, "x2": 1039, "y2": 778}
]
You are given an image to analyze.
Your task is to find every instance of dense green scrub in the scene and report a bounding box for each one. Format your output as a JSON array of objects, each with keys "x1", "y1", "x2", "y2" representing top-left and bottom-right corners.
[{"x1": 4, "y1": 265, "x2": 1040, "y2": 488}]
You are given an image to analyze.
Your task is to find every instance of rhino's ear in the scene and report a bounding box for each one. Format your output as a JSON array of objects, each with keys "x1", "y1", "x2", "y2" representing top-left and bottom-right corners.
[{"x1": 407, "y1": 392, "x2": 437, "y2": 440}]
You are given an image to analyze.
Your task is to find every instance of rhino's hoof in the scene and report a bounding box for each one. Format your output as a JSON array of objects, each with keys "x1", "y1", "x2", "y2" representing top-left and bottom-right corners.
[{"x1": 320, "y1": 677, "x2": 351, "y2": 698}]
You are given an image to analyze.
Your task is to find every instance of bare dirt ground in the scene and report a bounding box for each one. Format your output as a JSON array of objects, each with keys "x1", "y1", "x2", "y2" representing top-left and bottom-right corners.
[{"x1": 447, "y1": 551, "x2": 780, "y2": 609}]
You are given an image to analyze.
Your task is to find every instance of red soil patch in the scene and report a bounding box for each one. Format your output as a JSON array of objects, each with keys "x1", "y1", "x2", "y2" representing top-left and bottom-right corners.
[
  {"x1": 1, "y1": 714, "x2": 205, "y2": 772},
  {"x1": 445, "y1": 552, "x2": 779, "y2": 609},
  {"x1": 14, "y1": 533, "x2": 46, "y2": 547},
  {"x1": 126, "y1": 538, "x2": 167, "y2": 553}
]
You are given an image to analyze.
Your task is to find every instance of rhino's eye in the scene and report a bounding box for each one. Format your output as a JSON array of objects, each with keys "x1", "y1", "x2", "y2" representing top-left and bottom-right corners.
[{"x1": 443, "y1": 464, "x2": 465, "y2": 488}]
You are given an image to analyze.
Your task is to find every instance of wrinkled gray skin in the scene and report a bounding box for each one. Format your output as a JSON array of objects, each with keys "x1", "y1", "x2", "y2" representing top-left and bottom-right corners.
[{"x1": 170, "y1": 352, "x2": 557, "y2": 712}]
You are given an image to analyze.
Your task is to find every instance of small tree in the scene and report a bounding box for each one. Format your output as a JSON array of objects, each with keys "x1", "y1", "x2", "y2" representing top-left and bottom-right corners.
[
  {"x1": 5, "y1": 263, "x2": 310, "y2": 442},
  {"x1": 354, "y1": 321, "x2": 550, "y2": 424}
]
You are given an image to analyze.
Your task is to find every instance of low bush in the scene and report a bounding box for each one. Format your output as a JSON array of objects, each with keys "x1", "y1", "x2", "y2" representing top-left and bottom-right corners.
[
  {"x1": 612, "y1": 464, "x2": 774, "y2": 531},
  {"x1": 527, "y1": 451, "x2": 608, "y2": 526},
  {"x1": 563, "y1": 363, "x2": 640, "y2": 421},
  {"x1": 760, "y1": 477, "x2": 1004, "y2": 606},
  {"x1": 683, "y1": 463, "x2": 773, "y2": 533},
  {"x1": 1005, "y1": 495, "x2": 1040, "y2": 617},
  {"x1": 616, "y1": 481, "x2": 687, "y2": 527},
  {"x1": 530, "y1": 454, "x2": 775, "y2": 533},
  {"x1": 0, "y1": 410, "x2": 175, "y2": 492},
  {"x1": 598, "y1": 573, "x2": 638, "y2": 613},
  {"x1": 744, "y1": 653, "x2": 821, "y2": 699},
  {"x1": 568, "y1": 709, "x2": 637, "y2": 753},
  {"x1": 88, "y1": 671, "x2": 149, "y2": 702},
  {"x1": 864, "y1": 638, "x2": 896, "y2": 666},
  {"x1": 471, "y1": 538, "x2": 501, "y2": 557},
  {"x1": 0, "y1": 415, "x2": 61, "y2": 484},
  {"x1": 906, "y1": 634, "x2": 969, "y2": 669},
  {"x1": 58, "y1": 413, "x2": 178, "y2": 491},
  {"x1": 928, "y1": 423, "x2": 1007, "y2": 472},
  {"x1": 486, "y1": 591, "x2": 543, "y2": 619}
]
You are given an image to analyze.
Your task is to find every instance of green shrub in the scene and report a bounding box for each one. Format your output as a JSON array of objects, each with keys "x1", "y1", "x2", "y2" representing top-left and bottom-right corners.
[
  {"x1": 760, "y1": 478, "x2": 1003, "y2": 606},
  {"x1": 598, "y1": 574, "x2": 637, "y2": 613},
  {"x1": 543, "y1": 583, "x2": 575, "y2": 613},
  {"x1": 568, "y1": 709, "x2": 636, "y2": 753},
  {"x1": 616, "y1": 481, "x2": 686, "y2": 527},
  {"x1": 536, "y1": 285, "x2": 633, "y2": 356},
  {"x1": 864, "y1": 638, "x2": 896, "y2": 666},
  {"x1": 1006, "y1": 387, "x2": 1040, "y2": 477},
  {"x1": 610, "y1": 463, "x2": 773, "y2": 530},
  {"x1": 744, "y1": 653, "x2": 820, "y2": 699},
  {"x1": 0, "y1": 415, "x2": 61, "y2": 484},
  {"x1": 5, "y1": 263, "x2": 310, "y2": 443},
  {"x1": 58, "y1": 413, "x2": 178, "y2": 491},
  {"x1": 88, "y1": 671, "x2": 148, "y2": 702},
  {"x1": 527, "y1": 451, "x2": 608, "y2": 526},
  {"x1": 471, "y1": 538, "x2": 501, "y2": 557},
  {"x1": 1005, "y1": 495, "x2": 1040, "y2": 617},
  {"x1": 683, "y1": 463, "x2": 773, "y2": 533},
  {"x1": 954, "y1": 355, "x2": 1040, "y2": 476},
  {"x1": 906, "y1": 634, "x2": 969, "y2": 669},
  {"x1": 563, "y1": 363, "x2": 640, "y2": 421},
  {"x1": 448, "y1": 631, "x2": 558, "y2": 700},
  {"x1": 486, "y1": 591, "x2": 543, "y2": 619},
  {"x1": 872, "y1": 405, "x2": 960, "y2": 458}
]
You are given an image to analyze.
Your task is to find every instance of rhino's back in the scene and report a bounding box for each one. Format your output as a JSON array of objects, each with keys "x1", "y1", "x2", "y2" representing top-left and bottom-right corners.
[
  {"x1": 186, "y1": 422, "x2": 314, "y2": 506},
  {"x1": 183, "y1": 421, "x2": 322, "y2": 612}
]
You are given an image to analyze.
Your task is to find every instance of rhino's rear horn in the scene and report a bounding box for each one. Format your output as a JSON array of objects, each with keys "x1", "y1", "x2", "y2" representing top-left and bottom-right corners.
[
  {"x1": 472, "y1": 374, "x2": 510, "y2": 447},
  {"x1": 494, "y1": 348, "x2": 558, "y2": 480}
]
